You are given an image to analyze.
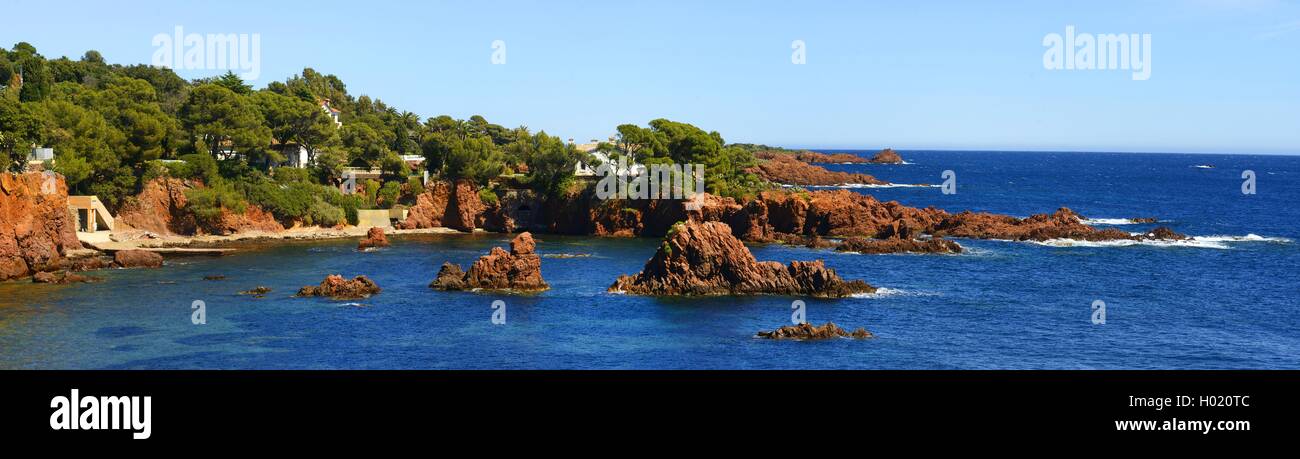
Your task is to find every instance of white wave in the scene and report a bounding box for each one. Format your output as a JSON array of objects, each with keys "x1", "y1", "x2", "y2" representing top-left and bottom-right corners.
[
  {"x1": 1027, "y1": 234, "x2": 1290, "y2": 250},
  {"x1": 1192, "y1": 165, "x2": 1215, "y2": 169},
  {"x1": 1079, "y1": 218, "x2": 1147, "y2": 225},
  {"x1": 1194, "y1": 234, "x2": 1292, "y2": 243},
  {"x1": 851, "y1": 288, "x2": 939, "y2": 299}
]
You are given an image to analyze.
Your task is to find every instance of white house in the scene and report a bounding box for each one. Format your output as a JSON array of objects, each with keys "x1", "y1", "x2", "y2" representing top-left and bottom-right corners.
[
  {"x1": 575, "y1": 150, "x2": 645, "y2": 178},
  {"x1": 320, "y1": 99, "x2": 342, "y2": 128}
]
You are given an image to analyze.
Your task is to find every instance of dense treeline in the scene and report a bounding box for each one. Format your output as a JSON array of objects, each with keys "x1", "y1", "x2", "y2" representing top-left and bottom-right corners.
[{"x1": 0, "y1": 43, "x2": 763, "y2": 227}]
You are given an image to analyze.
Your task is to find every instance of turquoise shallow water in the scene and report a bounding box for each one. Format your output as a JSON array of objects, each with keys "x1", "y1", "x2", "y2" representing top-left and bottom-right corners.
[{"x1": 1, "y1": 151, "x2": 1297, "y2": 369}]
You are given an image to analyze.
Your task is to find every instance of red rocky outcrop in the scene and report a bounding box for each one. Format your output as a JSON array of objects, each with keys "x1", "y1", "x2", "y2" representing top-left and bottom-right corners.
[
  {"x1": 430, "y1": 232, "x2": 549, "y2": 292},
  {"x1": 296, "y1": 275, "x2": 381, "y2": 300},
  {"x1": 836, "y1": 237, "x2": 963, "y2": 254},
  {"x1": 749, "y1": 155, "x2": 886, "y2": 187},
  {"x1": 398, "y1": 180, "x2": 484, "y2": 232},
  {"x1": 116, "y1": 178, "x2": 283, "y2": 236},
  {"x1": 609, "y1": 220, "x2": 875, "y2": 297},
  {"x1": 357, "y1": 227, "x2": 390, "y2": 250},
  {"x1": 757, "y1": 322, "x2": 874, "y2": 340},
  {"x1": 0, "y1": 172, "x2": 82, "y2": 281},
  {"x1": 753, "y1": 150, "x2": 869, "y2": 164},
  {"x1": 113, "y1": 250, "x2": 164, "y2": 268},
  {"x1": 32, "y1": 271, "x2": 99, "y2": 284},
  {"x1": 867, "y1": 148, "x2": 904, "y2": 164}
]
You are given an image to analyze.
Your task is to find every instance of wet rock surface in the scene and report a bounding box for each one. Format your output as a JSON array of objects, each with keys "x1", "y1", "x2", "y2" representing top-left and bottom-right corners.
[
  {"x1": 836, "y1": 237, "x2": 963, "y2": 254},
  {"x1": 32, "y1": 271, "x2": 100, "y2": 284},
  {"x1": 357, "y1": 227, "x2": 390, "y2": 250},
  {"x1": 609, "y1": 220, "x2": 875, "y2": 297},
  {"x1": 113, "y1": 250, "x2": 164, "y2": 268},
  {"x1": 430, "y1": 232, "x2": 549, "y2": 292},
  {"x1": 757, "y1": 322, "x2": 873, "y2": 340},
  {"x1": 296, "y1": 275, "x2": 381, "y2": 300}
]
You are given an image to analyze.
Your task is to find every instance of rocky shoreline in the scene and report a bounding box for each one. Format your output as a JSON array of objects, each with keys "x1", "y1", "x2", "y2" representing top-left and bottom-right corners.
[
  {"x1": 2, "y1": 170, "x2": 1188, "y2": 301},
  {"x1": 753, "y1": 148, "x2": 904, "y2": 165}
]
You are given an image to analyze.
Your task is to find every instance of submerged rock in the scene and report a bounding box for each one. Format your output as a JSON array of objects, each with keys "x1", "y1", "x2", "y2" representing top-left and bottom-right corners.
[
  {"x1": 32, "y1": 271, "x2": 99, "y2": 284},
  {"x1": 239, "y1": 286, "x2": 272, "y2": 296},
  {"x1": 358, "y1": 227, "x2": 390, "y2": 250},
  {"x1": 430, "y1": 232, "x2": 549, "y2": 292},
  {"x1": 836, "y1": 237, "x2": 963, "y2": 254},
  {"x1": 113, "y1": 250, "x2": 164, "y2": 268},
  {"x1": 203, "y1": 275, "x2": 226, "y2": 281},
  {"x1": 609, "y1": 220, "x2": 875, "y2": 297},
  {"x1": 296, "y1": 275, "x2": 381, "y2": 300},
  {"x1": 757, "y1": 322, "x2": 873, "y2": 340}
]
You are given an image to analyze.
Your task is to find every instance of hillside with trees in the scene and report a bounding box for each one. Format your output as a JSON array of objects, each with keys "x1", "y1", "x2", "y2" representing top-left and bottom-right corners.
[{"x1": 0, "y1": 42, "x2": 765, "y2": 231}]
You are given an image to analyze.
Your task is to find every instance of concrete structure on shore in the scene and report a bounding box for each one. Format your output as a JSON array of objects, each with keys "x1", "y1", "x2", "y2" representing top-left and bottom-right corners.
[{"x1": 67, "y1": 195, "x2": 114, "y2": 233}]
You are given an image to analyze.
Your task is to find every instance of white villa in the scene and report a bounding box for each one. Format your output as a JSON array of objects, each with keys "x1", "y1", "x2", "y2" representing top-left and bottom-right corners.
[{"x1": 273, "y1": 99, "x2": 343, "y2": 169}]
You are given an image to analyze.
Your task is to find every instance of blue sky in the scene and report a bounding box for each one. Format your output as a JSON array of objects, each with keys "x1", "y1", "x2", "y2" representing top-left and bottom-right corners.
[{"x1": 3, "y1": 0, "x2": 1298, "y2": 153}]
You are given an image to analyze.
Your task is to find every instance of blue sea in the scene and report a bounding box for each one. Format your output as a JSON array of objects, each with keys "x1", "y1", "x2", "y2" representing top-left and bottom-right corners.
[{"x1": 1, "y1": 151, "x2": 1297, "y2": 369}]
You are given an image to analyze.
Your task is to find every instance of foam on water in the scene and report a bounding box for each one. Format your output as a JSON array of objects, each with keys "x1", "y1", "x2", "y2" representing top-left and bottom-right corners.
[
  {"x1": 1027, "y1": 234, "x2": 1291, "y2": 250},
  {"x1": 1080, "y1": 218, "x2": 1145, "y2": 225}
]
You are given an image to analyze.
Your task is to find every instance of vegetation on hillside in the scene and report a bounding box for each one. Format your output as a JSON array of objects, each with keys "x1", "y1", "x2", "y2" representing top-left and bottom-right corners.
[{"x1": 0, "y1": 42, "x2": 768, "y2": 225}]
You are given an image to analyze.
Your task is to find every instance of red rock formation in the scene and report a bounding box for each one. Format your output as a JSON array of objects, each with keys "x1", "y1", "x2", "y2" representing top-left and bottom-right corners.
[
  {"x1": 116, "y1": 178, "x2": 282, "y2": 236},
  {"x1": 357, "y1": 227, "x2": 389, "y2": 250},
  {"x1": 836, "y1": 237, "x2": 963, "y2": 254},
  {"x1": 398, "y1": 179, "x2": 483, "y2": 232},
  {"x1": 609, "y1": 220, "x2": 875, "y2": 297},
  {"x1": 0, "y1": 172, "x2": 82, "y2": 281},
  {"x1": 430, "y1": 232, "x2": 549, "y2": 292},
  {"x1": 479, "y1": 201, "x2": 515, "y2": 233},
  {"x1": 113, "y1": 250, "x2": 164, "y2": 268},
  {"x1": 754, "y1": 150, "x2": 870, "y2": 164},
  {"x1": 296, "y1": 275, "x2": 381, "y2": 300},
  {"x1": 757, "y1": 322, "x2": 873, "y2": 340},
  {"x1": 749, "y1": 155, "x2": 886, "y2": 186},
  {"x1": 32, "y1": 271, "x2": 99, "y2": 284},
  {"x1": 867, "y1": 148, "x2": 904, "y2": 164},
  {"x1": 116, "y1": 177, "x2": 197, "y2": 235}
]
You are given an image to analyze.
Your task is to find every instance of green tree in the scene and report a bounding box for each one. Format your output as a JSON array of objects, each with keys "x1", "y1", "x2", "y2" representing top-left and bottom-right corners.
[
  {"x1": 522, "y1": 131, "x2": 583, "y2": 200},
  {"x1": 179, "y1": 83, "x2": 271, "y2": 159}
]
